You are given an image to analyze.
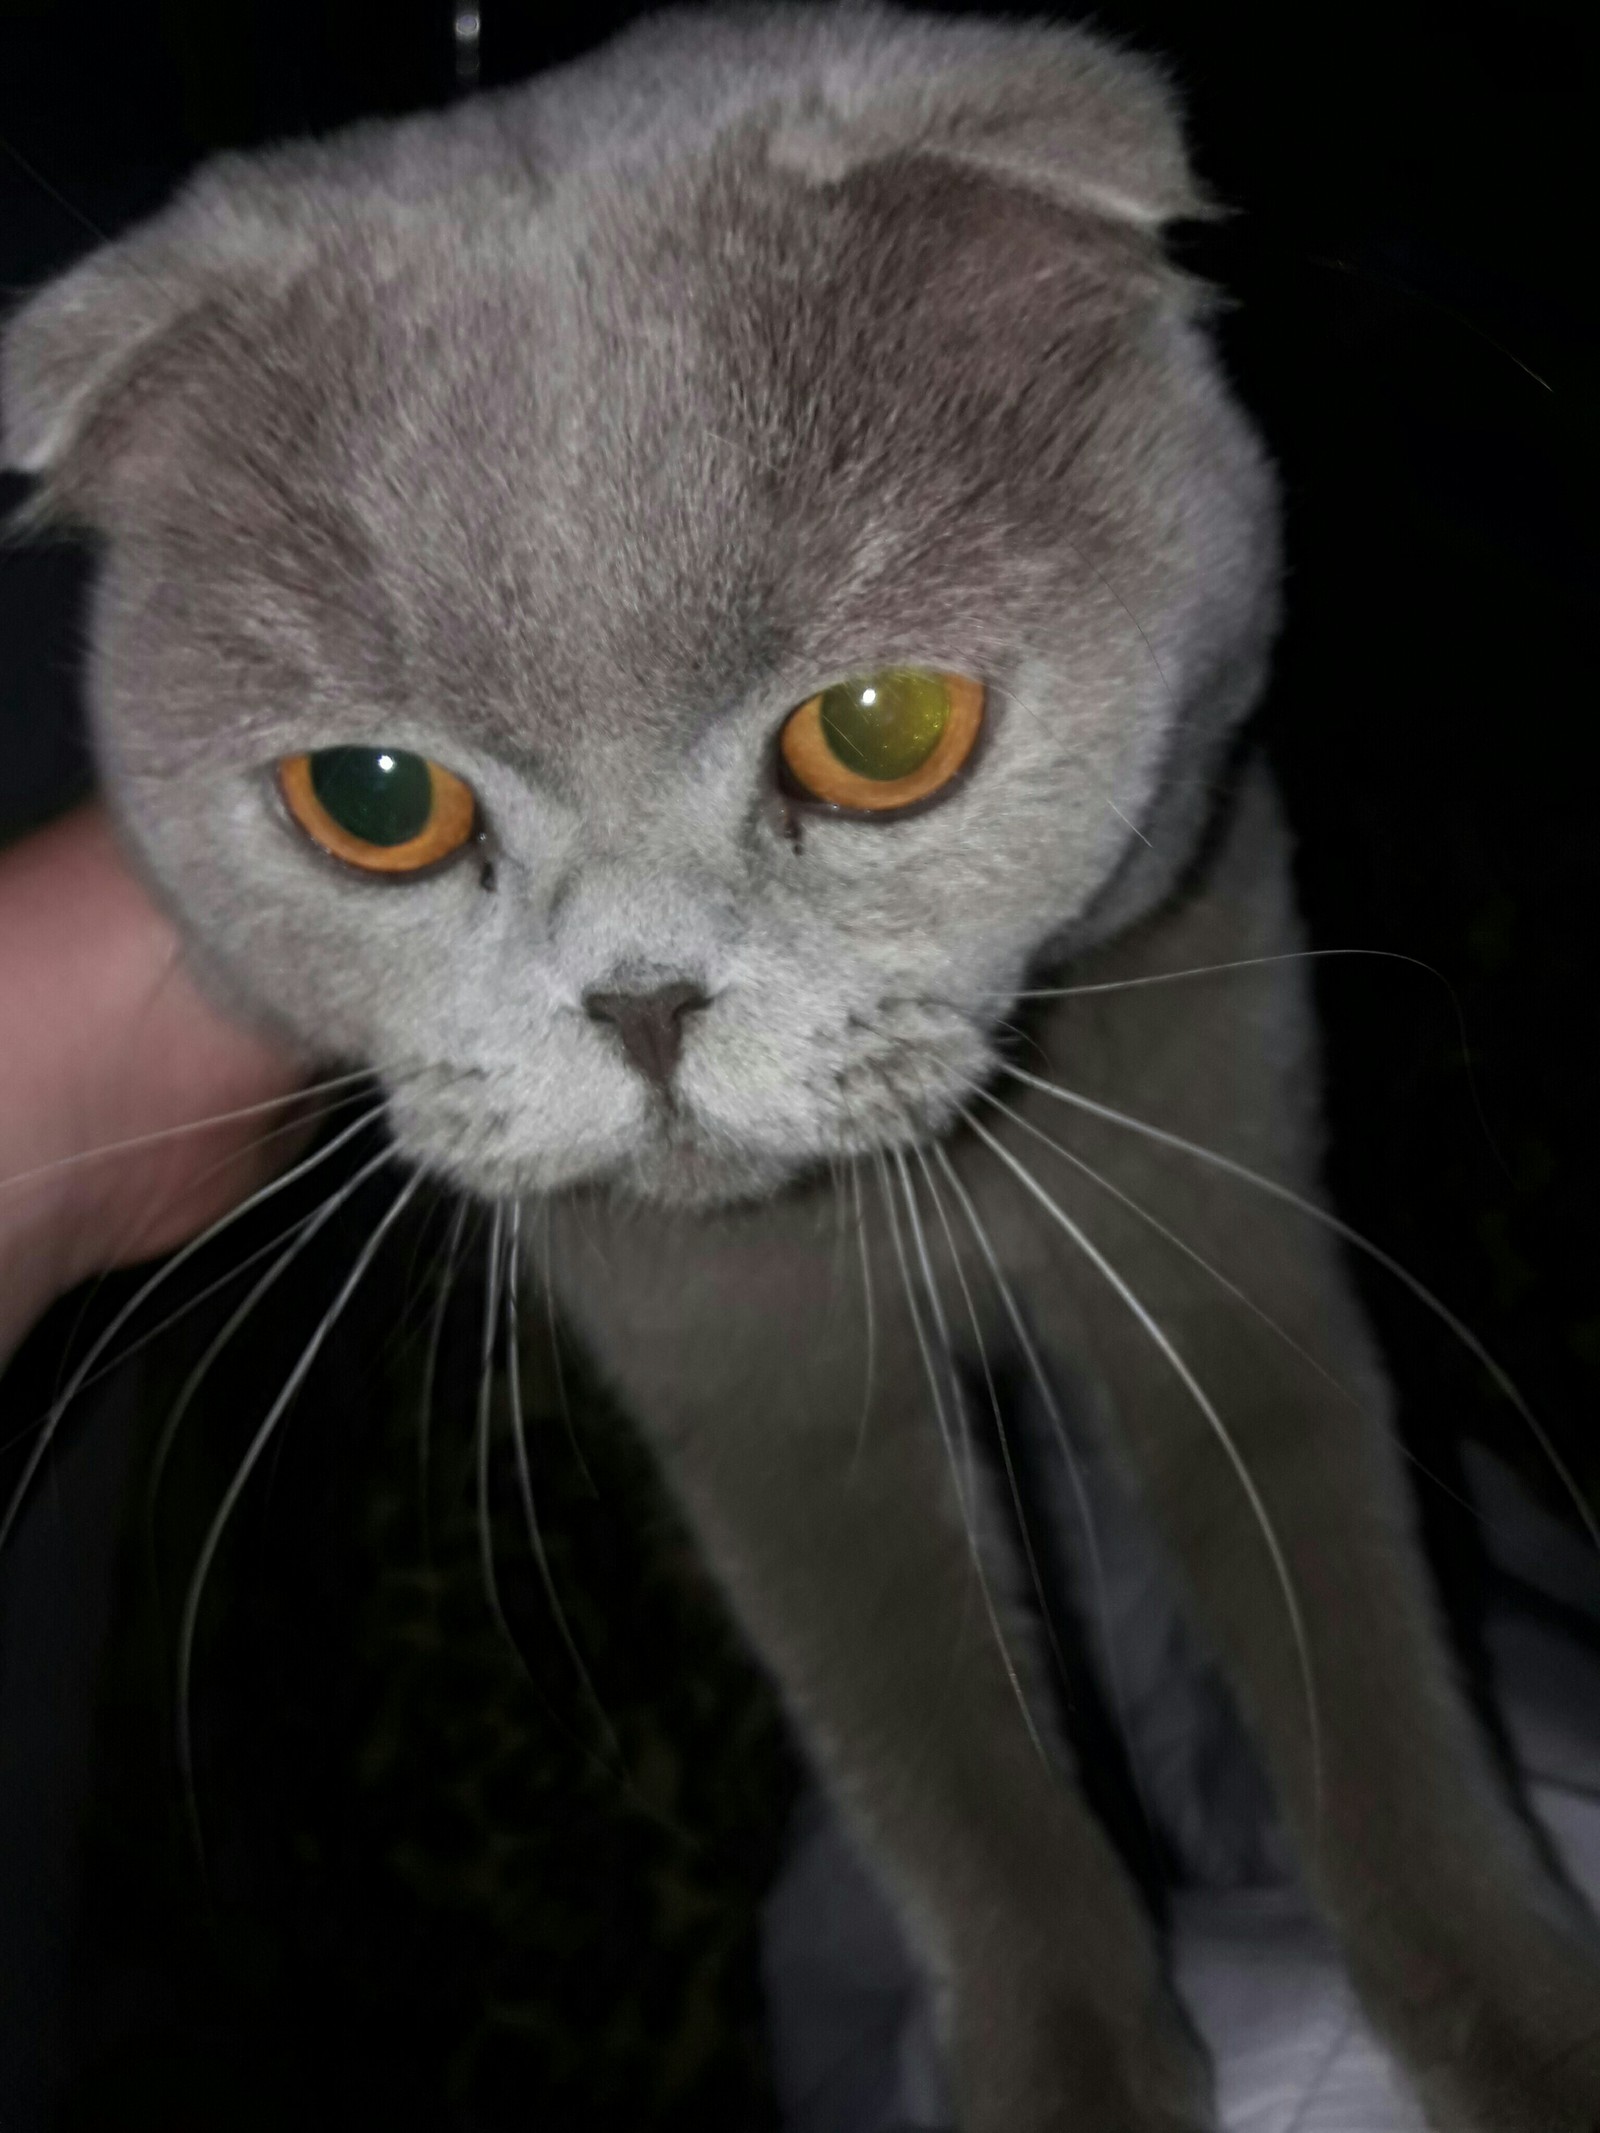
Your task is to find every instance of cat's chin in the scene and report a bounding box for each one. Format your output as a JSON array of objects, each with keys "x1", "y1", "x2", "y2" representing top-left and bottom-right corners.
[
  {"x1": 404, "y1": 1119, "x2": 809, "y2": 1213},
  {"x1": 602, "y1": 1135, "x2": 806, "y2": 1212},
  {"x1": 394, "y1": 1086, "x2": 950, "y2": 1213}
]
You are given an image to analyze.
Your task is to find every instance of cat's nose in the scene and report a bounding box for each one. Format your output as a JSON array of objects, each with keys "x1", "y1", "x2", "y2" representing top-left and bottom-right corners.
[{"x1": 584, "y1": 980, "x2": 711, "y2": 1091}]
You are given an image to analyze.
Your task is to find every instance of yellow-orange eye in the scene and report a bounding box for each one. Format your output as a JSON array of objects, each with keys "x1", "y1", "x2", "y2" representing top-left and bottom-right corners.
[
  {"x1": 277, "y1": 747, "x2": 477, "y2": 874},
  {"x1": 779, "y1": 670, "x2": 984, "y2": 813}
]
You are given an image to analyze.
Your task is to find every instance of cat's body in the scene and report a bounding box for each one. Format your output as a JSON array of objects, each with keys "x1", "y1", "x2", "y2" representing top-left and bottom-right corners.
[
  {"x1": 5, "y1": 8, "x2": 1598, "y2": 2127},
  {"x1": 548, "y1": 769, "x2": 1600, "y2": 2133}
]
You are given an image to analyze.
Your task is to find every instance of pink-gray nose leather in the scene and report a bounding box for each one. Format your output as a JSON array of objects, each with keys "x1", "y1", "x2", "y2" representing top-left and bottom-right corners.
[{"x1": 583, "y1": 981, "x2": 711, "y2": 1090}]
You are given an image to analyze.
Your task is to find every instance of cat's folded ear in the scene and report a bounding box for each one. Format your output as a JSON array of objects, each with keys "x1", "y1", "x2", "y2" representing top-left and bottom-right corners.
[
  {"x1": 0, "y1": 176, "x2": 307, "y2": 512},
  {"x1": 766, "y1": 10, "x2": 1206, "y2": 230}
]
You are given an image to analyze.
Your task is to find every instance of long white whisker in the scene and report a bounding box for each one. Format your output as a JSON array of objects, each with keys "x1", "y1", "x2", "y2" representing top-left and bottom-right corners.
[
  {"x1": 1, "y1": 1102, "x2": 391, "y2": 1561},
  {"x1": 145, "y1": 1137, "x2": 397, "y2": 1544},
  {"x1": 466, "y1": 1206, "x2": 635, "y2": 1787},
  {"x1": 873, "y1": 1149, "x2": 967, "y2": 1540},
  {"x1": 110, "y1": 1083, "x2": 393, "y2": 1290},
  {"x1": 985, "y1": 1091, "x2": 1358, "y2": 1404},
  {"x1": 1008, "y1": 946, "x2": 1508, "y2": 1176},
  {"x1": 979, "y1": 1090, "x2": 1499, "y2": 1536},
  {"x1": 915, "y1": 1146, "x2": 1072, "y2": 1700},
  {"x1": 0, "y1": 1065, "x2": 382, "y2": 1202},
  {"x1": 504, "y1": 1203, "x2": 621, "y2": 1764},
  {"x1": 966, "y1": 1108, "x2": 1322, "y2": 1824},
  {"x1": 987, "y1": 675, "x2": 1164, "y2": 845},
  {"x1": 895, "y1": 1148, "x2": 974, "y2": 1511},
  {"x1": 1103, "y1": 796, "x2": 1154, "y2": 848},
  {"x1": 2, "y1": 1108, "x2": 387, "y2": 1461},
  {"x1": 881, "y1": 1152, "x2": 962, "y2": 1514},
  {"x1": 1011, "y1": 948, "x2": 1461, "y2": 1003},
  {"x1": 930, "y1": 1142, "x2": 1157, "y2": 1837},
  {"x1": 418, "y1": 1196, "x2": 471, "y2": 1564},
  {"x1": 44, "y1": 1086, "x2": 376, "y2": 1424},
  {"x1": 846, "y1": 1161, "x2": 877, "y2": 1481},
  {"x1": 1001, "y1": 1060, "x2": 1600, "y2": 1557},
  {"x1": 890, "y1": 1147, "x2": 1048, "y2": 1768},
  {"x1": 821, "y1": 1153, "x2": 855, "y2": 1323},
  {"x1": 175, "y1": 1168, "x2": 422, "y2": 1844},
  {"x1": 475, "y1": 1203, "x2": 512, "y2": 1644},
  {"x1": 540, "y1": 1198, "x2": 597, "y2": 1498}
]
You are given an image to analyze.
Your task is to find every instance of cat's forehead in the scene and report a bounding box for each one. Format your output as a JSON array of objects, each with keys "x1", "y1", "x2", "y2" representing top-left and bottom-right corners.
[
  {"x1": 163, "y1": 142, "x2": 1165, "y2": 773},
  {"x1": 6, "y1": 3, "x2": 1218, "y2": 777}
]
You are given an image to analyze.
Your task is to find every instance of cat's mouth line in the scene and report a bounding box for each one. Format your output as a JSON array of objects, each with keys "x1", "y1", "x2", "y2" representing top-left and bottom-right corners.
[{"x1": 379, "y1": 1001, "x2": 1003, "y2": 1207}]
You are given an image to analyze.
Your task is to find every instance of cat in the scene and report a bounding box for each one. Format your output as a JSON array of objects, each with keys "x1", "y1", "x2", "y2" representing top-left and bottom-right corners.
[{"x1": 5, "y1": 7, "x2": 1599, "y2": 2128}]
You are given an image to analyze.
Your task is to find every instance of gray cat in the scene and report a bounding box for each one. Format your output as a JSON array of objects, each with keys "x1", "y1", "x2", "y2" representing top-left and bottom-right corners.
[{"x1": 6, "y1": 8, "x2": 1598, "y2": 2128}]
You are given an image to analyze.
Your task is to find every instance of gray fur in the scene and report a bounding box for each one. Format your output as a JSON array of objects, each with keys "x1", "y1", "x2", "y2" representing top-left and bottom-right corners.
[{"x1": 6, "y1": 8, "x2": 1599, "y2": 2128}]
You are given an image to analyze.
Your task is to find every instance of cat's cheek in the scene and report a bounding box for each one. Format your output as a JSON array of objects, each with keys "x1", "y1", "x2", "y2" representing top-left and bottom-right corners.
[
  {"x1": 677, "y1": 990, "x2": 987, "y2": 1176},
  {"x1": 383, "y1": 1065, "x2": 642, "y2": 1200}
]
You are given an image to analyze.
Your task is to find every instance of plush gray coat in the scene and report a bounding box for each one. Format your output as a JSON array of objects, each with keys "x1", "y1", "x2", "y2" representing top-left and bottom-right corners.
[{"x1": 6, "y1": 9, "x2": 1599, "y2": 2127}]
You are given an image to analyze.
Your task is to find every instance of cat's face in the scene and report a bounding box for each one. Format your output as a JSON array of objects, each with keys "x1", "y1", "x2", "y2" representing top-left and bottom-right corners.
[{"x1": 5, "y1": 10, "x2": 1279, "y2": 1209}]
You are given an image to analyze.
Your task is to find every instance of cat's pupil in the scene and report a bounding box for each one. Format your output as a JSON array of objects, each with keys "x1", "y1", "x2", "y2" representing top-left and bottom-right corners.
[
  {"x1": 818, "y1": 671, "x2": 950, "y2": 780},
  {"x1": 309, "y1": 747, "x2": 434, "y2": 846}
]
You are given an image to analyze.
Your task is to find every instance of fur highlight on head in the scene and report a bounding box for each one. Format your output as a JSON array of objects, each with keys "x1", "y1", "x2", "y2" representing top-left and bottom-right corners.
[{"x1": 2, "y1": 3, "x2": 1278, "y2": 1209}]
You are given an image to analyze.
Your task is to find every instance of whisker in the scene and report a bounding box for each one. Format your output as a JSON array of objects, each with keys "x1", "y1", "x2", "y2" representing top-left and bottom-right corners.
[
  {"x1": 0, "y1": 1102, "x2": 391, "y2": 1561},
  {"x1": 819, "y1": 1152, "x2": 860, "y2": 1343},
  {"x1": 396, "y1": 1178, "x2": 462, "y2": 1309},
  {"x1": 473, "y1": 1209, "x2": 647, "y2": 1801},
  {"x1": 1, "y1": 1104, "x2": 388, "y2": 1460},
  {"x1": 846, "y1": 1160, "x2": 877, "y2": 1481},
  {"x1": 1005, "y1": 946, "x2": 1507, "y2": 1177},
  {"x1": 988, "y1": 1016, "x2": 1053, "y2": 1068},
  {"x1": 930, "y1": 1142, "x2": 1160, "y2": 1838},
  {"x1": 977, "y1": 1090, "x2": 1497, "y2": 1534},
  {"x1": 0, "y1": 1065, "x2": 382, "y2": 1203},
  {"x1": 418, "y1": 1196, "x2": 471, "y2": 1567},
  {"x1": 1000, "y1": 1060, "x2": 1600, "y2": 1558},
  {"x1": 475, "y1": 1203, "x2": 512, "y2": 1645},
  {"x1": 1103, "y1": 796, "x2": 1153, "y2": 849},
  {"x1": 873, "y1": 1149, "x2": 967, "y2": 1540},
  {"x1": 540, "y1": 1198, "x2": 597, "y2": 1498},
  {"x1": 977, "y1": 1092, "x2": 1501, "y2": 1544},
  {"x1": 175, "y1": 1167, "x2": 422, "y2": 1851},
  {"x1": 1302, "y1": 247, "x2": 1552, "y2": 393},
  {"x1": 888, "y1": 1147, "x2": 1048, "y2": 1768},
  {"x1": 981, "y1": 677, "x2": 1161, "y2": 850},
  {"x1": 1012, "y1": 947, "x2": 1458, "y2": 1003},
  {"x1": 0, "y1": 131, "x2": 127, "y2": 256},
  {"x1": 878, "y1": 1152, "x2": 958, "y2": 1497},
  {"x1": 915, "y1": 1146, "x2": 1073, "y2": 1705},
  {"x1": 966, "y1": 1108, "x2": 1323, "y2": 1824},
  {"x1": 894, "y1": 1147, "x2": 975, "y2": 1512},
  {"x1": 503, "y1": 1203, "x2": 622, "y2": 1764},
  {"x1": 986, "y1": 1091, "x2": 1358, "y2": 1403},
  {"x1": 144, "y1": 1136, "x2": 397, "y2": 1548}
]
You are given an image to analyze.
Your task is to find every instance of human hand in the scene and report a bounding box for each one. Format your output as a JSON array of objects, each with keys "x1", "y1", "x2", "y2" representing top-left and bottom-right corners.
[{"x1": 0, "y1": 803, "x2": 307, "y2": 1359}]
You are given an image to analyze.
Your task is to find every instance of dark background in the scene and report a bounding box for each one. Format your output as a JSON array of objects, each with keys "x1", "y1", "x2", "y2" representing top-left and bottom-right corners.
[{"x1": 0, "y1": 1, "x2": 1595, "y2": 2126}]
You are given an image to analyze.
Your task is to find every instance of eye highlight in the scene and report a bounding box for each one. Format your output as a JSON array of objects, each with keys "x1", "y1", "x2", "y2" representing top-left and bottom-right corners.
[
  {"x1": 779, "y1": 670, "x2": 984, "y2": 814},
  {"x1": 277, "y1": 747, "x2": 477, "y2": 875}
]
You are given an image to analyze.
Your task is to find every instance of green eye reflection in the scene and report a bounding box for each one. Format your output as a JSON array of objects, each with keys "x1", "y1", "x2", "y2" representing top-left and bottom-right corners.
[
  {"x1": 779, "y1": 669, "x2": 986, "y2": 815},
  {"x1": 817, "y1": 670, "x2": 951, "y2": 781},
  {"x1": 309, "y1": 747, "x2": 434, "y2": 846}
]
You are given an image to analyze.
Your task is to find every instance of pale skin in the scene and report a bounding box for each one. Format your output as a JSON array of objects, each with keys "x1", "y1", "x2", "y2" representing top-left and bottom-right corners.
[{"x1": 0, "y1": 803, "x2": 303, "y2": 1362}]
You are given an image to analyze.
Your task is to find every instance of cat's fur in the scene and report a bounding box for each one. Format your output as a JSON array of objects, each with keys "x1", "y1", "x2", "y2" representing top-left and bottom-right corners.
[{"x1": 6, "y1": 8, "x2": 1599, "y2": 2127}]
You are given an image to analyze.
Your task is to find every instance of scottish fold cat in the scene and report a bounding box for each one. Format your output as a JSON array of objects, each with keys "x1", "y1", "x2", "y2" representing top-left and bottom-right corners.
[{"x1": 6, "y1": 8, "x2": 1599, "y2": 2127}]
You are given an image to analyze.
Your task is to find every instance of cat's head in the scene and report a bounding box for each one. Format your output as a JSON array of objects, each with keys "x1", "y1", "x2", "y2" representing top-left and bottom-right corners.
[{"x1": 2, "y1": 5, "x2": 1279, "y2": 1210}]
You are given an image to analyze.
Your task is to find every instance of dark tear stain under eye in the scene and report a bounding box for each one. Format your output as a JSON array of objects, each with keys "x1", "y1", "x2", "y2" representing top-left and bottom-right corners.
[{"x1": 479, "y1": 858, "x2": 497, "y2": 893}]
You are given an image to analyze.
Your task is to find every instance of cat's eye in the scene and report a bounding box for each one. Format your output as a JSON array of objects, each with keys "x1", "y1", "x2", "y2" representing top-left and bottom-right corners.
[
  {"x1": 778, "y1": 669, "x2": 984, "y2": 814},
  {"x1": 277, "y1": 747, "x2": 477, "y2": 874}
]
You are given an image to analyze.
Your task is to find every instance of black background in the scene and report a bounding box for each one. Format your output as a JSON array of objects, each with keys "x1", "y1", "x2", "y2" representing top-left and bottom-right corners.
[{"x1": 1, "y1": 1, "x2": 1596, "y2": 2126}]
